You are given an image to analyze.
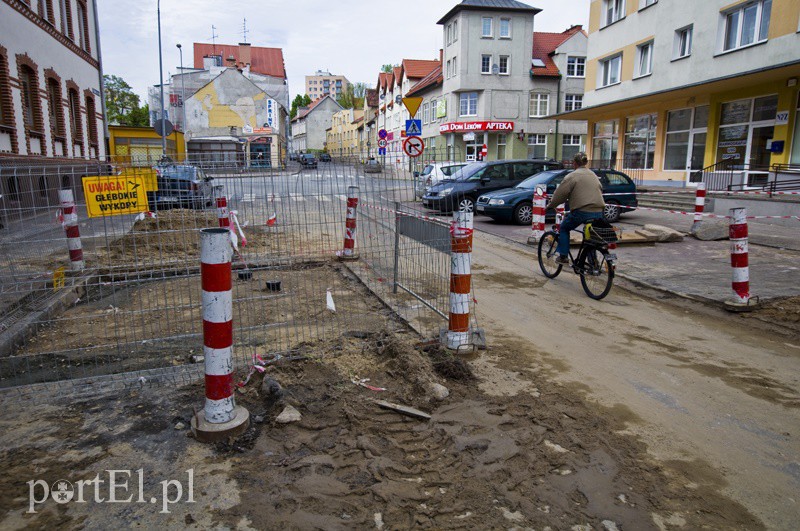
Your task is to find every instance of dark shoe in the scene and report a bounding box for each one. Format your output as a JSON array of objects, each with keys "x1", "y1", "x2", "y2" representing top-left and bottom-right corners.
[{"x1": 555, "y1": 255, "x2": 569, "y2": 265}]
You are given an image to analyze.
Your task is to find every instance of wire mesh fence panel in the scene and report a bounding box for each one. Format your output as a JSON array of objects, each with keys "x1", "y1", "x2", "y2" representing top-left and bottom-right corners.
[{"x1": 0, "y1": 152, "x2": 460, "y2": 398}]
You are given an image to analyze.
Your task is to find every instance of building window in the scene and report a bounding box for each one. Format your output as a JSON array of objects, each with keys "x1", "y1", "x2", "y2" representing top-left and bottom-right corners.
[
  {"x1": 564, "y1": 94, "x2": 583, "y2": 112},
  {"x1": 459, "y1": 92, "x2": 477, "y2": 117},
  {"x1": 640, "y1": 0, "x2": 657, "y2": 8},
  {"x1": 497, "y1": 134, "x2": 507, "y2": 159},
  {"x1": 528, "y1": 134, "x2": 547, "y2": 158},
  {"x1": 562, "y1": 134, "x2": 582, "y2": 161},
  {"x1": 636, "y1": 41, "x2": 653, "y2": 77},
  {"x1": 566, "y1": 56, "x2": 585, "y2": 77},
  {"x1": 592, "y1": 120, "x2": 619, "y2": 163},
  {"x1": 499, "y1": 56, "x2": 509, "y2": 75},
  {"x1": 721, "y1": 0, "x2": 771, "y2": 52},
  {"x1": 482, "y1": 17, "x2": 493, "y2": 37},
  {"x1": 447, "y1": 24, "x2": 452, "y2": 45},
  {"x1": 453, "y1": 20, "x2": 458, "y2": 41},
  {"x1": 481, "y1": 54, "x2": 492, "y2": 74},
  {"x1": 38, "y1": 0, "x2": 54, "y2": 23},
  {"x1": 663, "y1": 106, "x2": 707, "y2": 172},
  {"x1": 599, "y1": 54, "x2": 622, "y2": 87},
  {"x1": 717, "y1": 95, "x2": 777, "y2": 168},
  {"x1": 47, "y1": 77, "x2": 65, "y2": 137},
  {"x1": 674, "y1": 26, "x2": 692, "y2": 59},
  {"x1": 529, "y1": 93, "x2": 549, "y2": 117},
  {"x1": 603, "y1": 0, "x2": 626, "y2": 27},
  {"x1": 453, "y1": 56, "x2": 457, "y2": 77},
  {"x1": 60, "y1": 0, "x2": 73, "y2": 39},
  {"x1": 624, "y1": 113, "x2": 657, "y2": 169},
  {"x1": 76, "y1": 0, "x2": 90, "y2": 52},
  {"x1": 86, "y1": 94, "x2": 97, "y2": 147},
  {"x1": 499, "y1": 18, "x2": 511, "y2": 38},
  {"x1": 68, "y1": 87, "x2": 82, "y2": 141},
  {"x1": 422, "y1": 102, "x2": 429, "y2": 124},
  {"x1": 446, "y1": 60, "x2": 451, "y2": 78},
  {"x1": 19, "y1": 65, "x2": 40, "y2": 131}
]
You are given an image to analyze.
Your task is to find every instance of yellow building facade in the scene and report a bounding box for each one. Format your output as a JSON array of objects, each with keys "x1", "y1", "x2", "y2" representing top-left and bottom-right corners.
[{"x1": 109, "y1": 126, "x2": 185, "y2": 166}]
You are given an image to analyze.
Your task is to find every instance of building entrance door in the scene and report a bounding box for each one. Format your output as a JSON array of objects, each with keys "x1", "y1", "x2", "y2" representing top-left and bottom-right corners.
[
  {"x1": 746, "y1": 125, "x2": 774, "y2": 187},
  {"x1": 465, "y1": 133, "x2": 484, "y2": 162},
  {"x1": 685, "y1": 131, "x2": 707, "y2": 185}
]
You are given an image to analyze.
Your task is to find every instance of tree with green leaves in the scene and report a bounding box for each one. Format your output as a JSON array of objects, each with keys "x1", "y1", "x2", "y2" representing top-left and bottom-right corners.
[
  {"x1": 336, "y1": 84, "x2": 364, "y2": 110},
  {"x1": 290, "y1": 94, "x2": 312, "y2": 119},
  {"x1": 104, "y1": 74, "x2": 148, "y2": 126},
  {"x1": 380, "y1": 64, "x2": 397, "y2": 73}
]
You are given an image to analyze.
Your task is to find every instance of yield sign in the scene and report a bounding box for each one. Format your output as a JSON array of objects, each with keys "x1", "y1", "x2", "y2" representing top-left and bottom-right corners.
[
  {"x1": 402, "y1": 97, "x2": 423, "y2": 118},
  {"x1": 403, "y1": 136, "x2": 425, "y2": 158}
]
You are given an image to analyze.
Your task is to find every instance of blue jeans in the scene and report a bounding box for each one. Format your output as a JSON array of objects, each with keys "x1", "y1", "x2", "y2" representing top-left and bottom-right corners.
[{"x1": 558, "y1": 210, "x2": 603, "y2": 257}]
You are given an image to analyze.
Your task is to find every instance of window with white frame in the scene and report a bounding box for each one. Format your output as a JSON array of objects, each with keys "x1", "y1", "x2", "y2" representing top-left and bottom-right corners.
[
  {"x1": 603, "y1": 0, "x2": 626, "y2": 27},
  {"x1": 453, "y1": 20, "x2": 458, "y2": 41},
  {"x1": 446, "y1": 60, "x2": 451, "y2": 78},
  {"x1": 447, "y1": 24, "x2": 452, "y2": 45},
  {"x1": 593, "y1": 120, "x2": 618, "y2": 163},
  {"x1": 529, "y1": 93, "x2": 549, "y2": 117},
  {"x1": 499, "y1": 56, "x2": 509, "y2": 75},
  {"x1": 481, "y1": 54, "x2": 492, "y2": 74},
  {"x1": 562, "y1": 134, "x2": 582, "y2": 161},
  {"x1": 482, "y1": 17, "x2": 493, "y2": 37},
  {"x1": 453, "y1": 56, "x2": 457, "y2": 76},
  {"x1": 636, "y1": 41, "x2": 653, "y2": 77},
  {"x1": 460, "y1": 92, "x2": 477, "y2": 116},
  {"x1": 599, "y1": 54, "x2": 622, "y2": 87},
  {"x1": 567, "y1": 56, "x2": 585, "y2": 77},
  {"x1": 624, "y1": 113, "x2": 657, "y2": 169},
  {"x1": 674, "y1": 26, "x2": 692, "y2": 59},
  {"x1": 422, "y1": 103, "x2": 430, "y2": 124},
  {"x1": 528, "y1": 134, "x2": 547, "y2": 158},
  {"x1": 564, "y1": 94, "x2": 583, "y2": 111},
  {"x1": 500, "y1": 18, "x2": 511, "y2": 38},
  {"x1": 497, "y1": 134, "x2": 507, "y2": 159},
  {"x1": 721, "y1": 0, "x2": 772, "y2": 52},
  {"x1": 640, "y1": 0, "x2": 657, "y2": 8}
]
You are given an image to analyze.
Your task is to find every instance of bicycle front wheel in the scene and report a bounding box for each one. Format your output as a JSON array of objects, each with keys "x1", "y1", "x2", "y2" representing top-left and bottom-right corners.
[
  {"x1": 537, "y1": 231, "x2": 562, "y2": 278},
  {"x1": 580, "y1": 247, "x2": 614, "y2": 300}
]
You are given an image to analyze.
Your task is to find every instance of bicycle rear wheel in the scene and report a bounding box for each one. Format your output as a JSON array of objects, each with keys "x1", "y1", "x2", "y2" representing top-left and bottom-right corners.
[
  {"x1": 537, "y1": 231, "x2": 562, "y2": 278},
  {"x1": 579, "y1": 247, "x2": 614, "y2": 299}
]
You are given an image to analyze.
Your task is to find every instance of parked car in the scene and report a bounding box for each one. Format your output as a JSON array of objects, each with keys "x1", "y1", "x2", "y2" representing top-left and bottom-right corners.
[
  {"x1": 319, "y1": 153, "x2": 332, "y2": 162},
  {"x1": 289, "y1": 152, "x2": 299, "y2": 161},
  {"x1": 422, "y1": 159, "x2": 563, "y2": 213},
  {"x1": 415, "y1": 162, "x2": 468, "y2": 198},
  {"x1": 364, "y1": 159, "x2": 382, "y2": 173},
  {"x1": 299, "y1": 153, "x2": 318, "y2": 169},
  {"x1": 476, "y1": 168, "x2": 638, "y2": 224},
  {"x1": 150, "y1": 164, "x2": 221, "y2": 210}
]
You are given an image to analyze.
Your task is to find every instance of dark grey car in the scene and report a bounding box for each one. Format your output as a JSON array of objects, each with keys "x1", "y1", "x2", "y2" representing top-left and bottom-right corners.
[{"x1": 151, "y1": 165, "x2": 221, "y2": 210}]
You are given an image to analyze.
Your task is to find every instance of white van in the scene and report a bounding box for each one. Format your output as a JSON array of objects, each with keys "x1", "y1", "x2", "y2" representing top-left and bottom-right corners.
[{"x1": 415, "y1": 162, "x2": 467, "y2": 198}]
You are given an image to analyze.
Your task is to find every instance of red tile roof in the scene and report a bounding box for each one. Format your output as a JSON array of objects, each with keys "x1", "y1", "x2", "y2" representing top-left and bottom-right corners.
[
  {"x1": 402, "y1": 59, "x2": 440, "y2": 79},
  {"x1": 292, "y1": 95, "x2": 338, "y2": 121},
  {"x1": 406, "y1": 63, "x2": 443, "y2": 97},
  {"x1": 366, "y1": 89, "x2": 379, "y2": 107},
  {"x1": 392, "y1": 66, "x2": 402, "y2": 87},
  {"x1": 193, "y1": 43, "x2": 286, "y2": 79},
  {"x1": 530, "y1": 25, "x2": 585, "y2": 78}
]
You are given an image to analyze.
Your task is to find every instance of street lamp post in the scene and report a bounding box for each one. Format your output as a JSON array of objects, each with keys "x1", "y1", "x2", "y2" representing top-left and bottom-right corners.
[
  {"x1": 177, "y1": 43, "x2": 187, "y2": 160},
  {"x1": 157, "y1": 0, "x2": 166, "y2": 157}
]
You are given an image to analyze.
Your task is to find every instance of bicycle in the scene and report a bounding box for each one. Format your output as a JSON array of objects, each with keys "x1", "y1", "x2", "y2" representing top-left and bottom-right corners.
[{"x1": 537, "y1": 219, "x2": 618, "y2": 300}]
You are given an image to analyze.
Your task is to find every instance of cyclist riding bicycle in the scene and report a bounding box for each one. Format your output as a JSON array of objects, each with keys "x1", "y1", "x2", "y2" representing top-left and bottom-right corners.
[{"x1": 545, "y1": 152, "x2": 605, "y2": 265}]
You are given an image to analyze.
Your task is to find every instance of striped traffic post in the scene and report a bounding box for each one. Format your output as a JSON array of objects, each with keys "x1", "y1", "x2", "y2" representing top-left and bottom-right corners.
[
  {"x1": 726, "y1": 207, "x2": 755, "y2": 311},
  {"x1": 530, "y1": 185, "x2": 546, "y2": 242},
  {"x1": 216, "y1": 197, "x2": 230, "y2": 228},
  {"x1": 691, "y1": 182, "x2": 706, "y2": 232},
  {"x1": 58, "y1": 189, "x2": 84, "y2": 271},
  {"x1": 191, "y1": 228, "x2": 249, "y2": 442},
  {"x1": 555, "y1": 204, "x2": 566, "y2": 232},
  {"x1": 447, "y1": 210, "x2": 473, "y2": 350},
  {"x1": 339, "y1": 186, "x2": 359, "y2": 259}
]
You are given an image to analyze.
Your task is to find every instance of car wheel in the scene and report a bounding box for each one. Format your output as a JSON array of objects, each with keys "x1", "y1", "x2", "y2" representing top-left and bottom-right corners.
[
  {"x1": 458, "y1": 197, "x2": 474, "y2": 213},
  {"x1": 603, "y1": 202, "x2": 621, "y2": 222},
  {"x1": 513, "y1": 202, "x2": 533, "y2": 225}
]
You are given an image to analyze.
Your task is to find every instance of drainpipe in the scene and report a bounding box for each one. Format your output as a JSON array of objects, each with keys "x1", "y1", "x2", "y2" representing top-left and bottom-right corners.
[
  {"x1": 91, "y1": 0, "x2": 108, "y2": 160},
  {"x1": 554, "y1": 75, "x2": 561, "y2": 162}
]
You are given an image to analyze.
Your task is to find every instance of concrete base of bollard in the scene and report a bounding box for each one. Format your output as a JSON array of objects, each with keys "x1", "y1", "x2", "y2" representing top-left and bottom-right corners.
[
  {"x1": 438, "y1": 327, "x2": 487, "y2": 351},
  {"x1": 723, "y1": 298, "x2": 760, "y2": 313},
  {"x1": 336, "y1": 252, "x2": 360, "y2": 261},
  {"x1": 526, "y1": 235, "x2": 542, "y2": 245},
  {"x1": 191, "y1": 405, "x2": 250, "y2": 443}
]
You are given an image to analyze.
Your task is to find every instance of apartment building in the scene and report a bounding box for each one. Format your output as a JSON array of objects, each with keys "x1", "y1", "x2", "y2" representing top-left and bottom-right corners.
[
  {"x1": 0, "y1": 0, "x2": 106, "y2": 162},
  {"x1": 305, "y1": 70, "x2": 350, "y2": 100},
  {"x1": 562, "y1": 0, "x2": 800, "y2": 188},
  {"x1": 291, "y1": 95, "x2": 343, "y2": 152},
  {"x1": 326, "y1": 108, "x2": 364, "y2": 156}
]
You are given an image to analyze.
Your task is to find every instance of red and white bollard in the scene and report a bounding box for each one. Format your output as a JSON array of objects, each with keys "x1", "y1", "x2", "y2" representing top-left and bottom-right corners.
[
  {"x1": 691, "y1": 182, "x2": 706, "y2": 232},
  {"x1": 339, "y1": 186, "x2": 359, "y2": 259},
  {"x1": 530, "y1": 185, "x2": 546, "y2": 242},
  {"x1": 58, "y1": 189, "x2": 84, "y2": 271},
  {"x1": 191, "y1": 228, "x2": 249, "y2": 443},
  {"x1": 216, "y1": 197, "x2": 230, "y2": 228},
  {"x1": 727, "y1": 207, "x2": 755, "y2": 310},
  {"x1": 447, "y1": 211, "x2": 473, "y2": 350},
  {"x1": 555, "y1": 204, "x2": 566, "y2": 232}
]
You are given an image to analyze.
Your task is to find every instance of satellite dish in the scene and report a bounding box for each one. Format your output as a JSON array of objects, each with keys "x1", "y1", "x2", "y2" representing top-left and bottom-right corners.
[{"x1": 492, "y1": 64, "x2": 500, "y2": 75}]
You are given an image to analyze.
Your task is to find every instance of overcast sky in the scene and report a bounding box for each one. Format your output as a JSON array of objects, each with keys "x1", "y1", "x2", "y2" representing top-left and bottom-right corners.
[{"x1": 98, "y1": 0, "x2": 589, "y2": 105}]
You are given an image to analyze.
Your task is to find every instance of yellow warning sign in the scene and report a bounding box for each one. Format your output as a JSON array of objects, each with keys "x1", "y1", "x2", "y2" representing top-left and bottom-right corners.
[
  {"x1": 83, "y1": 175, "x2": 149, "y2": 217},
  {"x1": 402, "y1": 97, "x2": 423, "y2": 119},
  {"x1": 53, "y1": 267, "x2": 65, "y2": 291}
]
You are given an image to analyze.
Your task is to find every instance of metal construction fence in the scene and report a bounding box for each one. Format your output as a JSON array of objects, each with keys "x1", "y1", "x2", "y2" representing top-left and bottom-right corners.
[{"x1": 0, "y1": 154, "x2": 462, "y2": 399}]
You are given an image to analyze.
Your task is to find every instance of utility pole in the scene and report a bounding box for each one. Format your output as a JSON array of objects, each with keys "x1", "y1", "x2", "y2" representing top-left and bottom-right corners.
[{"x1": 157, "y1": 0, "x2": 166, "y2": 157}]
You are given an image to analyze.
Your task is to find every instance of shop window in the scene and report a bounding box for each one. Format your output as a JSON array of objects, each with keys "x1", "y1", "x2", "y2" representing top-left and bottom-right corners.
[
  {"x1": 721, "y1": 0, "x2": 771, "y2": 53},
  {"x1": 567, "y1": 56, "x2": 585, "y2": 77},
  {"x1": 592, "y1": 120, "x2": 619, "y2": 163},
  {"x1": 529, "y1": 93, "x2": 549, "y2": 118},
  {"x1": 528, "y1": 134, "x2": 546, "y2": 159},
  {"x1": 624, "y1": 113, "x2": 657, "y2": 169},
  {"x1": 565, "y1": 94, "x2": 583, "y2": 112},
  {"x1": 673, "y1": 25, "x2": 692, "y2": 59},
  {"x1": 599, "y1": 54, "x2": 621, "y2": 87},
  {"x1": 497, "y1": 134, "x2": 507, "y2": 159}
]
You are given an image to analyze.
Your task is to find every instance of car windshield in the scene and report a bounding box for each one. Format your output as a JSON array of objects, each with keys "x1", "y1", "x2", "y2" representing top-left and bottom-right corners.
[
  {"x1": 451, "y1": 162, "x2": 485, "y2": 181},
  {"x1": 421, "y1": 165, "x2": 434, "y2": 176},
  {"x1": 516, "y1": 170, "x2": 564, "y2": 190}
]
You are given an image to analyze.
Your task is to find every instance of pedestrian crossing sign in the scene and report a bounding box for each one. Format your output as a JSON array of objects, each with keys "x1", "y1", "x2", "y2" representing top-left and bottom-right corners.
[{"x1": 405, "y1": 119, "x2": 422, "y2": 137}]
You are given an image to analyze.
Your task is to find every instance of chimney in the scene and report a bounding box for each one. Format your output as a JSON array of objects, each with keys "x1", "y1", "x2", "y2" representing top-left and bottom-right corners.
[
  {"x1": 439, "y1": 48, "x2": 443, "y2": 63},
  {"x1": 239, "y1": 43, "x2": 252, "y2": 66}
]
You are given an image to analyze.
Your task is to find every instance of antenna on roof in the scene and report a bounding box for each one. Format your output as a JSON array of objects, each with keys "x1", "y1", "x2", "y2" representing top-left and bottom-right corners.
[
  {"x1": 241, "y1": 18, "x2": 249, "y2": 43},
  {"x1": 209, "y1": 24, "x2": 219, "y2": 55}
]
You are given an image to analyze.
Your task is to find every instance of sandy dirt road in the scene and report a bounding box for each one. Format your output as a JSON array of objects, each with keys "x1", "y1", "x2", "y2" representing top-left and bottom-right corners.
[{"x1": 470, "y1": 231, "x2": 800, "y2": 530}]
